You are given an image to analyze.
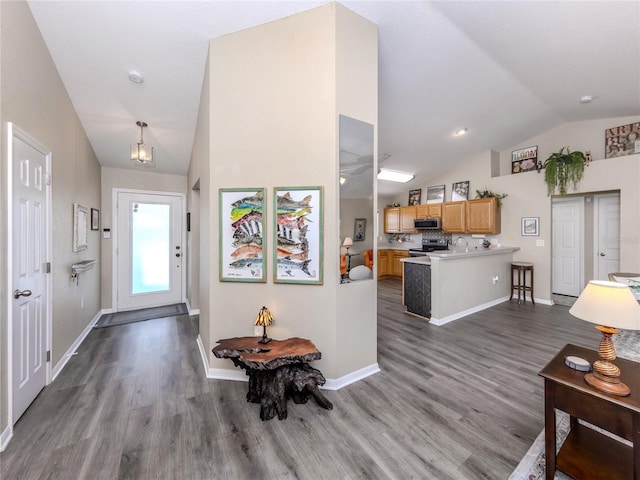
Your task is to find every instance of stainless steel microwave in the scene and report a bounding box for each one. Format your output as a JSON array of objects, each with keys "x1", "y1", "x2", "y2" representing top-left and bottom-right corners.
[{"x1": 414, "y1": 217, "x2": 441, "y2": 230}]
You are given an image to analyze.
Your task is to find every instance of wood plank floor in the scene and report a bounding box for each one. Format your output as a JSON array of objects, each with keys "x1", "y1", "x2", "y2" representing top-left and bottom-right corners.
[{"x1": 1, "y1": 278, "x2": 600, "y2": 479}]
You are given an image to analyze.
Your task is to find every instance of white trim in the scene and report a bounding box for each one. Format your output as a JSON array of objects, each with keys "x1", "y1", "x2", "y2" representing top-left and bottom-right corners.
[
  {"x1": 430, "y1": 296, "x2": 510, "y2": 326},
  {"x1": 534, "y1": 297, "x2": 553, "y2": 306},
  {"x1": 112, "y1": 188, "x2": 186, "y2": 312},
  {"x1": 51, "y1": 309, "x2": 102, "y2": 382},
  {"x1": 6, "y1": 123, "x2": 53, "y2": 431},
  {"x1": 196, "y1": 335, "x2": 248, "y2": 381},
  {"x1": 185, "y1": 298, "x2": 199, "y2": 316},
  {"x1": 323, "y1": 363, "x2": 380, "y2": 390},
  {"x1": 0, "y1": 425, "x2": 12, "y2": 452}
]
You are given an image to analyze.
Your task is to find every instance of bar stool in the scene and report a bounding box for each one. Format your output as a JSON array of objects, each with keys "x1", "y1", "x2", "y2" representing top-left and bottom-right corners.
[{"x1": 510, "y1": 262, "x2": 534, "y2": 305}]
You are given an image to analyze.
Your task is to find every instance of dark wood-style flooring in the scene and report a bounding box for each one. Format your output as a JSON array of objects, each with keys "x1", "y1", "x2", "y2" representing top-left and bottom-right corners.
[{"x1": 1, "y1": 278, "x2": 600, "y2": 479}]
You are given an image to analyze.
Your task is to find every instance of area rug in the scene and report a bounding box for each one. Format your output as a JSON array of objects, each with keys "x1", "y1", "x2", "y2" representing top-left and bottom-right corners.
[
  {"x1": 95, "y1": 303, "x2": 188, "y2": 328},
  {"x1": 510, "y1": 330, "x2": 640, "y2": 479}
]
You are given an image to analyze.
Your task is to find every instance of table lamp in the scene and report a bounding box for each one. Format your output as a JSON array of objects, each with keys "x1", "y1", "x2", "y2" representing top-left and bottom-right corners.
[
  {"x1": 569, "y1": 280, "x2": 640, "y2": 396},
  {"x1": 255, "y1": 306, "x2": 275, "y2": 344},
  {"x1": 343, "y1": 237, "x2": 353, "y2": 254}
]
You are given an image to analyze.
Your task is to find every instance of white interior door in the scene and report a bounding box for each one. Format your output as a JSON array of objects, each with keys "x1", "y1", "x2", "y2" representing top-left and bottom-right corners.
[
  {"x1": 116, "y1": 191, "x2": 183, "y2": 311},
  {"x1": 552, "y1": 198, "x2": 583, "y2": 296},
  {"x1": 11, "y1": 126, "x2": 50, "y2": 423},
  {"x1": 595, "y1": 193, "x2": 620, "y2": 280}
]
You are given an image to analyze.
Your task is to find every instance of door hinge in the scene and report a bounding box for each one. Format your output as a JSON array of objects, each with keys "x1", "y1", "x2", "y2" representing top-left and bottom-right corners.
[
  {"x1": 44, "y1": 173, "x2": 52, "y2": 186},
  {"x1": 46, "y1": 350, "x2": 51, "y2": 362},
  {"x1": 45, "y1": 262, "x2": 51, "y2": 273}
]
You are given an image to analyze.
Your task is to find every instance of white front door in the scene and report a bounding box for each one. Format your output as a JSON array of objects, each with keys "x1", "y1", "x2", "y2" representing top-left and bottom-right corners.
[
  {"x1": 11, "y1": 125, "x2": 50, "y2": 423},
  {"x1": 595, "y1": 193, "x2": 620, "y2": 280},
  {"x1": 552, "y1": 197, "x2": 584, "y2": 296},
  {"x1": 115, "y1": 191, "x2": 183, "y2": 311}
]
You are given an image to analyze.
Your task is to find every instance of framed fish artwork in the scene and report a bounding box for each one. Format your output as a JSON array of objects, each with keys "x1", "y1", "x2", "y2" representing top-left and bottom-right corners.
[
  {"x1": 273, "y1": 186, "x2": 323, "y2": 285},
  {"x1": 219, "y1": 188, "x2": 267, "y2": 282}
]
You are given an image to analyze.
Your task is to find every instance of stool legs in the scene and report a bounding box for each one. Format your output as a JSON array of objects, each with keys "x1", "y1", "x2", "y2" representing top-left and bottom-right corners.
[{"x1": 510, "y1": 264, "x2": 534, "y2": 304}]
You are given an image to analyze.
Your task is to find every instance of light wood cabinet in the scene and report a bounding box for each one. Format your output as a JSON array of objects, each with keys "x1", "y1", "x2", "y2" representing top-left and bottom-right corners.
[
  {"x1": 442, "y1": 198, "x2": 501, "y2": 234},
  {"x1": 400, "y1": 206, "x2": 417, "y2": 232},
  {"x1": 442, "y1": 201, "x2": 466, "y2": 233},
  {"x1": 417, "y1": 203, "x2": 442, "y2": 219},
  {"x1": 383, "y1": 208, "x2": 400, "y2": 233},
  {"x1": 392, "y1": 250, "x2": 409, "y2": 277},
  {"x1": 377, "y1": 250, "x2": 391, "y2": 277},
  {"x1": 466, "y1": 198, "x2": 501, "y2": 234}
]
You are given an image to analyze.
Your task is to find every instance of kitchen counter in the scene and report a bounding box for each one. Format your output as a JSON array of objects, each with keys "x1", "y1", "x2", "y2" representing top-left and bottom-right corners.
[{"x1": 428, "y1": 246, "x2": 519, "y2": 260}]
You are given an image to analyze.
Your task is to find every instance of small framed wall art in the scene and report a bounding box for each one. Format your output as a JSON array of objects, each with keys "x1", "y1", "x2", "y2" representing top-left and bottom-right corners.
[
  {"x1": 521, "y1": 217, "x2": 539, "y2": 236},
  {"x1": 91, "y1": 208, "x2": 100, "y2": 230},
  {"x1": 511, "y1": 146, "x2": 539, "y2": 173},
  {"x1": 426, "y1": 185, "x2": 445, "y2": 204},
  {"x1": 408, "y1": 189, "x2": 421, "y2": 206},
  {"x1": 451, "y1": 181, "x2": 470, "y2": 201},
  {"x1": 273, "y1": 186, "x2": 323, "y2": 285},
  {"x1": 219, "y1": 188, "x2": 266, "y2": 282},
  {"x1": 354, "y1": 218, "x2": 366, "y2": 241}
]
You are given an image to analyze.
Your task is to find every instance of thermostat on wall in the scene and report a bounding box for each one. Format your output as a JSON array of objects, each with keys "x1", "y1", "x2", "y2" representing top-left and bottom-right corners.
[{"x1": 565, "y1": 355, "x2": 591, "y2": 372}]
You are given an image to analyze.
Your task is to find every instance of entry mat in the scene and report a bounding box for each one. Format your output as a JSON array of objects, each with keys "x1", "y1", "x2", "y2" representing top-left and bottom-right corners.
[{"x1": 95, "y1": 303, "x2": 188, "y2": 328}]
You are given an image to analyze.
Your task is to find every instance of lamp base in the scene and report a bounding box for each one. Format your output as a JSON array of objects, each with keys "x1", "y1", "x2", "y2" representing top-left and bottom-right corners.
[
  {"x1": 584, "y1": 371, "x2": 630, "y2": 396},
  {"x1": 258, "y1": 336, "x2": 272, "y2": 344}
]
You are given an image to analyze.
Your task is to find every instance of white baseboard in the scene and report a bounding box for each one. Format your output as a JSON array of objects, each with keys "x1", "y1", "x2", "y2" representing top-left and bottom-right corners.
[
  {"x1": 0, "y1": 425, "x2": 12, "y2": 452},
  {"x1": 323, "y1": 363, "x2": 380, "y2": 390},
  {"x1": 431, "y1": 296, "x2": 510, "y2": 326},
  {"x1": 196, "y1": 335, "x2": 247, "y2": 381},
  {"x1": 535, "y1": 297, "x2": 553, "y2": 305},
  {"x1": 51, "y1": 309, "x2": 102, "y2": 382},
  {"x1": 185, "y1": 299, "x2": 200, "y2": 316}
]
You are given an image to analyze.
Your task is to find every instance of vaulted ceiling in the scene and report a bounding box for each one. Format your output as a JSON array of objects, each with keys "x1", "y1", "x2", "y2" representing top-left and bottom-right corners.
[{"x1": 28, "y1": 1, "x2": 640, "y2": 196}]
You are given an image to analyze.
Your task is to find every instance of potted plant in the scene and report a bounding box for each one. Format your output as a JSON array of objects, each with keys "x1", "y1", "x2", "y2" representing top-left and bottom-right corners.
[
  {"x1": 540, "y1": 147, "x2": 586, "y2": 196},
  {"x1": 475, "y1": 189, "x2": 508, "y2": 206}
]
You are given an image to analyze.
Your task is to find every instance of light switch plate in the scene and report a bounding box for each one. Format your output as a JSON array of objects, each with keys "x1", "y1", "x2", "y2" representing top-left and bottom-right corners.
[{"x1": 536, "y1": 240, "x2": 544, "y2": 247}]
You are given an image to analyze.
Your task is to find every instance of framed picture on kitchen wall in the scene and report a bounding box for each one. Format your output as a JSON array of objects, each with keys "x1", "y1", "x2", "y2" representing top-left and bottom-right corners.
[
  {"x1": 273, "y1": 186, "x2": 323, "y2": 285},
  {"x1": 353, "y1": 218, "x2": 366, "y2": 241},
  {"x1": 451, "y1": 181, "x2": 469, "y2": 201},
  {"x1": 605, "y1": 122, "x2": 640, "y2": 158},
  {"x1": 426, "y1": 185, "x2": 445, "y2": 204},
  {"x1": 511, "y1": 146, "x2": 539, "y2": 173},
  {"x1": 408, "y1": 189, "x2": 421, "y2": 206},
  {"x1": 521, "y1": 217, "x2": 539, "y2": 236},
  {"x1": 219, "y1": 188, "x2": 266, "y2": 282}
]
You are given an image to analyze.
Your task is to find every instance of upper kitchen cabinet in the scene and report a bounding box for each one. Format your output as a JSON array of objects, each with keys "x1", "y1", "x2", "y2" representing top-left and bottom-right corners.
[
  {"x1": 384, "y1": 207, "x2": 400, "y2": 232},
  {"x1": 416, "y1": 203, "x2": 442, "y2": 219},
  {"x1": 442, "y1": 201, "x2": 466, "y2": 233},
  {"x1": 384, "y1": 206, "x2": 417, "y2": 233},
  {"x1": 466, "y1": 198, "x2": 501, "y2": 234},
  {"x1": 442, "y1": 198, "x2": 501, "y2": 234}
]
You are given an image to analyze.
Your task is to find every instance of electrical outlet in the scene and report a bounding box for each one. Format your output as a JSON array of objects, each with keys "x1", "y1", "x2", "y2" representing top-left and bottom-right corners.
[
  {"x1": 536, "y1": 240, "x2": 545, "y2": 247},
  {"x1": 492, "y1": 276, "x2": 499, "y2": 284}
]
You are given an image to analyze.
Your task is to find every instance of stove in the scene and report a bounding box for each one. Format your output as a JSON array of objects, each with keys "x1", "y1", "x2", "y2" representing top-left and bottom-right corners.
[{"x1": 408, "y1": 239, "x2": 449, "y2": 257}]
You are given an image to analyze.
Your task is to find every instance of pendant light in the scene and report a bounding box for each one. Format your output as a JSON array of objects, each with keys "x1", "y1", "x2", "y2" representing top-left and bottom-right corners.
[{"x1": 130, "y1": 121, "x2": 154, "y2": 165}]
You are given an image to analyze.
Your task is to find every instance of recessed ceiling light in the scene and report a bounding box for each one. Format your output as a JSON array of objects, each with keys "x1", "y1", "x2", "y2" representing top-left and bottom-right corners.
[
  {"x1": 454, "y1": 128, "x2": 468, "y2": 136},
  {"x1": 580, "y1": 95, "x2": 593, "y2": 103},
  {"x1": 377, "y1": 168, "x2": 414, "y2": 183},
  {"x1": 128, "y1": 70, "x2": 144, "y2": 83}
]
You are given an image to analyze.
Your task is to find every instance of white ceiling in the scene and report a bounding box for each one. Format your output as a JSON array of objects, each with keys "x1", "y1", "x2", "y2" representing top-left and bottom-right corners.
[{"x1": 28, "y1": 1, "x2": 640, "y2": 197}]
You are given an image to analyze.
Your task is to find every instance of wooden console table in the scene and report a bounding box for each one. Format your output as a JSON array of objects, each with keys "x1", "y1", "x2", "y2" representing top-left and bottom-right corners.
[
  {"x1": 212, "y1": 336, "x2": 333, "y2": 421},
  {"x1": 539, "y1": 344, "x2": 640, "y2": 480}
]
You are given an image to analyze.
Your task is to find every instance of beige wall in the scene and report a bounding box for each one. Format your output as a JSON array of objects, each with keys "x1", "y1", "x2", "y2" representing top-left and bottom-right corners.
[
  {"x1": 1, "y1": 1, "x2": 101, "y2": 436},
  {"x1": 194, "y1": 4, "x2": 378, "y2": 379},
  {"x1": 393, "y1": 115, "x2": 640, "y2": 301},
  {"x1": 99, "y1": 166, "x2": 187, "y2": 310}
]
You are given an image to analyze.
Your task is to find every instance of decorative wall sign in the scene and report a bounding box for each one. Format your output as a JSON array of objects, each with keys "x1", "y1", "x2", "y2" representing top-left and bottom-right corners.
[
  {"x1": 273, "y1": 186, "x2": 323, "y2": 284},
  {"x1": 451, "y1": 181, "x2": 470, "y2": 201},
  {"x1": 511, "y1": 146, "x2": 539, "y2": 173},
  {"x1": 426, "y1": 185, "x2": 445, "y2": 204},
  {"x1": 353, "y1": 218, "x2": 366, "y2": 241},
  {"x1": 408, "y1": 189, "x2": 421, "y2": 206},
  {"x1": 605, "y1": 122, "x2": 640, "y2": 158},
  {"x1": 219, "y1": 188, "x2": 266, "y2": 282},
  {"x1": 521, "y1": 217, "x2": 539, "y2": 236}
]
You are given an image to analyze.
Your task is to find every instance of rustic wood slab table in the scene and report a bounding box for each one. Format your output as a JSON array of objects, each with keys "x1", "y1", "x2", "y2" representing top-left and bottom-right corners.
[
  {"x1": 539, "y1": 344, "x2": 640, "y2": 480},
  {"x1": 212, "y1": 336, "x2": 333, "y2": 421}
]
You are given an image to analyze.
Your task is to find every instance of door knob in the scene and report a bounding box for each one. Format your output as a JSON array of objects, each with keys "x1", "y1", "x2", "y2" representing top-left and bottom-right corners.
[
  {"x1": 14, "y1": 289, "x2": 32, "y2": 299},
  {"x1": 600, "y1": 252, "x2": 606, "y2": 256}
]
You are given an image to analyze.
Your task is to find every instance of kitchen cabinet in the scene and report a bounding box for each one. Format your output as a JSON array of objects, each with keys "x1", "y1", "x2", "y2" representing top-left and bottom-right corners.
[
  {"x1": 377, "y1": 250, "x2": 391, "y2": 277},
  {"x1": 442, "y1": 198, "x2": 501, "y2": 234},
  {"x1": 383, "y1": 208, "x2": 400, "y2": 233},
  {"x1": 466, "y1": 198, "x2": 501, "y2": 234},
  {"x1": 400, "y1": 206, "x2": 417, "y2": 232},
  {"x1": 442, "y1": 201, "x2": 466, "y2": 233},
  {"x1": 392, "y1": 250, "x2": 409, "y2": 277},
  {"x1": 416, "y1": 204, "x2": 442, "y2": 219}
]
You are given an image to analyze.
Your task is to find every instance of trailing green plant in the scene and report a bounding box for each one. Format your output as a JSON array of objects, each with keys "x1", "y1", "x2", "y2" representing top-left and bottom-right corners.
[
  {"x1": 475, "y1": 189, "x2": 507, "y2": 206},
  {"x1": 540, "y1": 147, "x2": 586, "y2": 196}
]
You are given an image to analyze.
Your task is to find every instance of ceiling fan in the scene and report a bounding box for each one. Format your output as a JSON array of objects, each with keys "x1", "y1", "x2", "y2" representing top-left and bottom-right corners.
[{"x1": 340, "y1": 152, "x2": 391, "y2": 176}]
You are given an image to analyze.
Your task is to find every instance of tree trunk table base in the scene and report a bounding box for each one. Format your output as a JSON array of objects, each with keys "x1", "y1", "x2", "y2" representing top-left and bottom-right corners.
[{"x1": 212, "y1": 337, "x2": 334, "y2": 421}]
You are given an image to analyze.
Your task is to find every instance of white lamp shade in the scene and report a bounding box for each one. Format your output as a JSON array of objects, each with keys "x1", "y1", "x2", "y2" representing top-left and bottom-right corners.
[
  {"x1": 343, "y1": 237, "x2": 353, "y2": 247},
  {"x1": 569, "y1": 280, "x2": 640, "y2": 330}
]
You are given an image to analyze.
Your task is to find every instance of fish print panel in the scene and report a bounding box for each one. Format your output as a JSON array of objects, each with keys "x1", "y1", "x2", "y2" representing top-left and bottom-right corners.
[{"x1": 274, "y1": 187, "x2": 323, "y2": 284}]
